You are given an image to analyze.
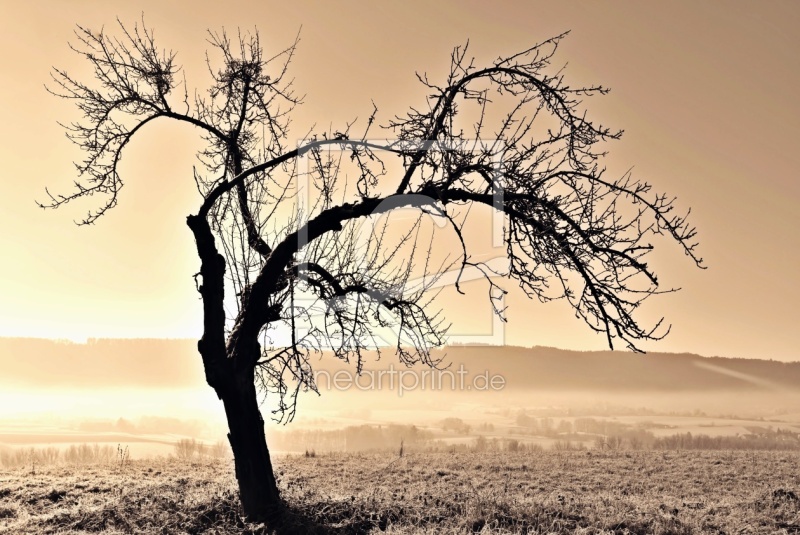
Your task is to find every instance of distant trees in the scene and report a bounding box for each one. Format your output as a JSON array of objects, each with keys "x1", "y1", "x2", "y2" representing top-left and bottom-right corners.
[
  {"x1": 174, "y1": 438, "x2": 197, "y2": 460},
  {"x1": 0, "y1": 443, "x2": 115, "y2": 468},
  {"x1": 2, "y1": 427, "x2": 797, "y2": 470},
  {"x1": 0, "y1": 440, "x2": 235, "y2": 469},
  {"x1": 441, "y1": 417, "x2": 472, "y2": 435},
  {"x1": 652, "y1": 430, "x2": 800, "y2": 451},
  {"x1": 173, "y1": 438, "x2": 229, "y2": 460},
  {"x1": 64, "y1": 443, "x2": 115, "y2": 463},
  {"x1": 45, "y1": 20, "x2": 702, "y2": 521}
]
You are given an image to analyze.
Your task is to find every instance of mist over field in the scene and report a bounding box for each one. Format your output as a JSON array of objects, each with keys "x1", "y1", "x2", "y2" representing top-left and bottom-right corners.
[
  {"x1": 2, "y1": 338, "x2": 799, "y2": 459},
  {"x1": 3, "y1": 340, "x2": 800, "y2": 533}
]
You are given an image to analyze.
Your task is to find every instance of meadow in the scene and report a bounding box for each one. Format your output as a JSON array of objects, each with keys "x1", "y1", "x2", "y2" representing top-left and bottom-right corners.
[{"x1": 1, "y1": 450, "x2": 799, "y2": 534}]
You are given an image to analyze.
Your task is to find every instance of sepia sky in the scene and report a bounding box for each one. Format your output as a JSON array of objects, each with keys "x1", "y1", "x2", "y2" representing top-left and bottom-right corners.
[{"x1": 0, "y1": 1, "x2": 798, "y2": 361}]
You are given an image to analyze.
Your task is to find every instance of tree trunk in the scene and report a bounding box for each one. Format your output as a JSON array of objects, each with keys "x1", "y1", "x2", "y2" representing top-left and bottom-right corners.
[{"x1": 221, "y1": 373, "x2": 282, "y2": 523}]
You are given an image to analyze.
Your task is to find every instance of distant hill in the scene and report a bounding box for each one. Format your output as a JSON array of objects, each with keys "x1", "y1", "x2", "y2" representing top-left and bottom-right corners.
[
  {"x1": 430, "y1": 346, "x2": 800, "y2": 391},
  {"x1": 0, "y1": 338, "x2": 798, "y2": 391}
]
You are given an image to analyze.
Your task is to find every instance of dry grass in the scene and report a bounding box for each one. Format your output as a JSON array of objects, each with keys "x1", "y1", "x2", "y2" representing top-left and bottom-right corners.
[{"x1": 1, "y1": 451, "x2": 798, "y2": 534}]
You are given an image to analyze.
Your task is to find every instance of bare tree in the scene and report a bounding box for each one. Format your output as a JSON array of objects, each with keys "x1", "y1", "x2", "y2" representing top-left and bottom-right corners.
[
  {"x1": 174, "y1": 438, "x2": 197, "y2": 460},
  {"x1": 42, "y1": 21, "x2": 701, "y2": 521}
]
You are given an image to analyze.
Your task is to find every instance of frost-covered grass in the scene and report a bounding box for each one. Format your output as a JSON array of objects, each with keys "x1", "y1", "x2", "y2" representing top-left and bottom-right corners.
[{"x1": 1, "y1": 450, "x2": 798, "y2": 533}]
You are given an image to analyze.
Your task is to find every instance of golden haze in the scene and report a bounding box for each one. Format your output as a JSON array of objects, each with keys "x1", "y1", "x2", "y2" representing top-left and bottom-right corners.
[{"x1": 0, "y1": 1, "x2": 798, "y2": 360}]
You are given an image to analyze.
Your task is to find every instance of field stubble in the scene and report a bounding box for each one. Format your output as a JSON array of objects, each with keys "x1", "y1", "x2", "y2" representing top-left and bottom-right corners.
[{"x1": 0, "y1": 450, "x2": 798, "y2": 534}]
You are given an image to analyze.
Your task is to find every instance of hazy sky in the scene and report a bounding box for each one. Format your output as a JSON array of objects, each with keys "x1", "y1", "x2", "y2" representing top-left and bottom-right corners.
[{"x1": 1, "y1": 1, "x2": 798, "y2": 361}]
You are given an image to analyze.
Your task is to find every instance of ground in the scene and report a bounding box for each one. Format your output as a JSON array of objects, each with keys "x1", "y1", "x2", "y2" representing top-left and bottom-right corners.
[{"x1": 1, "y1": 451, "x2": 799, "y2": 534}]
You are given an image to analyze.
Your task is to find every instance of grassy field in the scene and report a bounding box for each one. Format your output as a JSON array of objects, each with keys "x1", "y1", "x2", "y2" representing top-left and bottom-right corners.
[{"x1": 1, "y1": 451, "x2": 799, "y2": 534}]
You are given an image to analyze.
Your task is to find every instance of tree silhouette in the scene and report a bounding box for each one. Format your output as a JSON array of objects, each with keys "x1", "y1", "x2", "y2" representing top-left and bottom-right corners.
[{"x1": 43, "y1": 21, "x2": 702, "y2": 522}]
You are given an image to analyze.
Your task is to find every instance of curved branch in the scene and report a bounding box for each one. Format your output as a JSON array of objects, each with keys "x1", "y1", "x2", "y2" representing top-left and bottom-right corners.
[{"x1": 197, "y1": 139, "x2": 406, "y2": 217}]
